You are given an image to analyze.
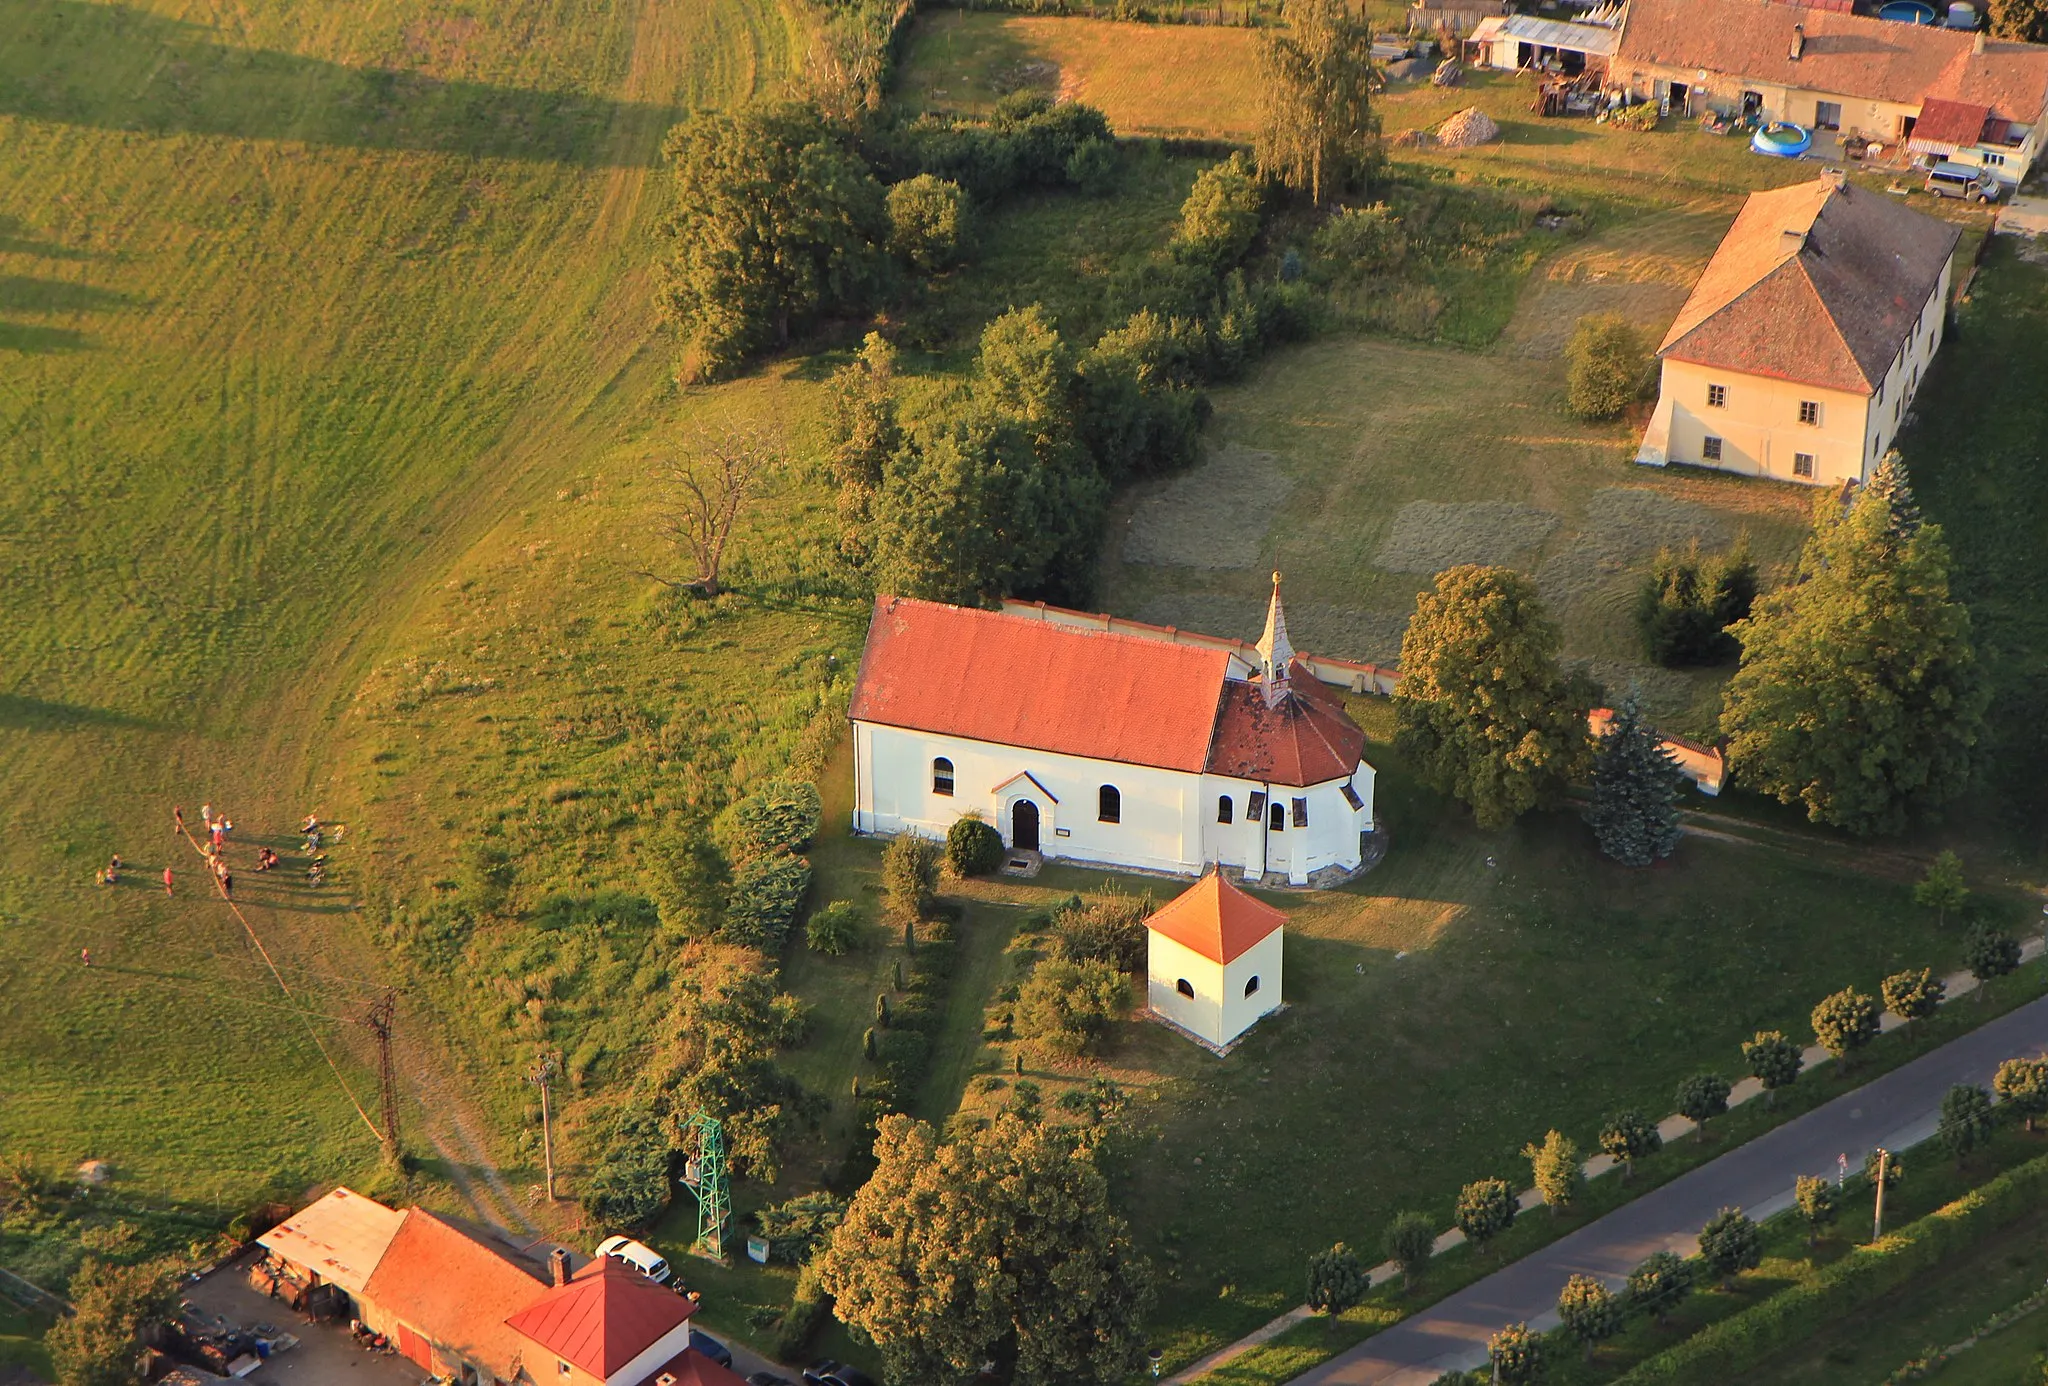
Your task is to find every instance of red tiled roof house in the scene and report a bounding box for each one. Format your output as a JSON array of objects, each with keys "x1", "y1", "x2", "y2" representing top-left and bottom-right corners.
[
  {"x1": 1636, "y1": 172, "x2": 1959, "y2": 486},
  {"x1": 847, "y1": 579, "x2": 1376, "y2": 886},
  {"x1": 1145, "y1": 870, "x2": 1289, "y2": 1049},
  {"x1": 1612, "y1": 0, "x2": 2048, "y2": 184}
]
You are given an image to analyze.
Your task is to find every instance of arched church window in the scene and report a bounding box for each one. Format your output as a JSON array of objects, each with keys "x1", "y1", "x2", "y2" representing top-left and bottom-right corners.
[
  {"x1": 932, "y1": 758, "x2": 954, "y2": 796},
  {"x1": 1244, "y1": 975, "x2": 1260, "y2": 997},
  {"x1": 1216, "y1": 795, "x2": 1233, "y2": 824},
  {"x1": 1099, "y1": 785, "x2": 1121, "y2": 823},
  {"x1": 1269, "y1": 803, "x2": 1285, "y2": 832},
  {"x1": 1176, "y1": 978, "x2": 1195, "y2": 999}
]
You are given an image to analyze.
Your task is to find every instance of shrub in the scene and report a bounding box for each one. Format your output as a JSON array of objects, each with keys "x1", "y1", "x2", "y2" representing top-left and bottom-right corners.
[
  {"x1": 1697, "y1": 1207, "x2": 1761, "y2": 1285},
  {"x1": 1610, "y1": 101, "x2": 1660, "y2": 132},
  {"x1": 1636, "y1": 541, "x2": 1757, "y2": 667},
  {"x1": 581, "y1": 1112, "x2": 671, "y2": 1229},
  {"x1": 806, "y1": 899, "x2": 865, "y2": 955},
  {"x1": 1065, "y1": 136, "x2": 1119, "y2": 194},
  {"x1": 1864, "y1": 1147, "x2": 1905, "y2": 1190},
  {"x1": 1304, "y1": 1242, "x2": 1368, "y2": 1314},
  {"x1": 755, "y1": 1191, "x2": 847, "y2": 1262},
  {"x1": 1384, "y1": 1211, "x2": 1437, "y2": 1290},
  {"x1": 1938, "y1": 1083, "x2": 1997, "y2": 1162},
  {"x1": 51, "y1": 1259, "x2": 181, "y2": 1386},
  {"x1": 1558, "y1": 1274, "x2": 1622, "y2": 1359},
  {"x1": 1676, "y1": 1073, "x2": 1731, "y2": 1137},
  {"x1": 945, "y1": 813, "x2": 1005, "y2": 878},
  {"x1": 1454, "y1": 1178, "x2": 1517, "y2": 1252},
  {"x1": 1993, "y1": 1056, "x2": 2048, "y2": 1130},
  {"x1": 1488, "y1": 1322, "x2": 1543, "y2": 1385},
  {"x1": 882, "y1": 833, "x2": 941, "y2": 920},
  {"x1": 1743, "y1": 1029, "x2": 1803, "y2": 1101},
  {"x1": 1522, "y1": 1130, "x2": 1582, "y2": 1214},
  {"x1": 1599, "y1": 1110, "x2": 1663, "y2": 1181},
  {"x1": 1626, "y1": 1250, "x2": 1693, "y2": 1325},
  {"x1": 733, "y1": 778, "x2": 823, "y2": 857},
  {"x1": 1877, "y1": 968, "x2": 1942, "y2": 1025},
  {"x1": 1172, "y1": 153, "x2": 1264, "y2": 270},
  {"x1": 723, "y1": 851, "x2": 812, "y2": 950},
  {"x1": 1913, "y1": 849, "x2": 1969, "y2": 925},
  {"x1": 1609, "y1": 1153, "x2": 2048, "y2": 1386},
  {"x1": 1050, "y1": 889, "x2": 1152, "y2": 971},
  {"x1": 773, "y1": 1262, "x2": 830, "y2": 1361},
  {"x1": 1811, "y1": 987, "x2": 1881, "y2": 1062},
  {"x1": 886, "y1": 173, "x2": 968, "y2": 272},
  {"x1": 1965, "y1": 925, "x2": 2022, "y2": 993},
  {"x1": 1015, "y1": 957, "x2": 1129, "y2": 1058},
  {"x1": 1565, "y1": 313, "x2": 1651, "y2": 420},
  {"x1": 1311, "y1": 203, "x2": 1407, "y2": 275},
  {"x1": 1794, "y1": 1174, "x2": 1838, "y2": 1244}
]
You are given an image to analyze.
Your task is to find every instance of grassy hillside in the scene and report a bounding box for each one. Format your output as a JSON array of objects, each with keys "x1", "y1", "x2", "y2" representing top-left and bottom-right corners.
[{"x1": 0, "y1": 0, "x2": 797, "y2": 1278}]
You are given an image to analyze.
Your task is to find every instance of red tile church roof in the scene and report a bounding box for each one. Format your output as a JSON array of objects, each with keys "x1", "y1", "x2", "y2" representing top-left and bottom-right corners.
[
  {"x1": 1145, "y1": 871, "x2": 1288, "y2": 965},
  {"x1": 505, "y1": 1259, "x2": 696, "y2": 1380},
  {"x1": 1207, "y1": 663, "x2": 1367, "y2": 787},
  {"x1": 849, "y1": 597, "x2": 1233, "y2": 773}
]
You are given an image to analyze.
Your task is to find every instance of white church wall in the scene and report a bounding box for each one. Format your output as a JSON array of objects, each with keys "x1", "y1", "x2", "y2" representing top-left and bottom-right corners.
[
  {"x1": 1220, "y1": 929, "x2": 1284, "y2": 1045},
  {"x1": 1147, "y1": 931, "x2": 1224, "y2": 1045},
  {"x1": 854, "y1": 722, "x2": 1205, "y2": 874}
]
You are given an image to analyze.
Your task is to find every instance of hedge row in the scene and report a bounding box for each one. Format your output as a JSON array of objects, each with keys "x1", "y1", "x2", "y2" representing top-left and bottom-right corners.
[
  {"x1": 1611, "y1": 1150, "x2": 2048, "y2": 1385},
  {"x1": 724, "y1": 851, "x2": 813, "y2": 950}
]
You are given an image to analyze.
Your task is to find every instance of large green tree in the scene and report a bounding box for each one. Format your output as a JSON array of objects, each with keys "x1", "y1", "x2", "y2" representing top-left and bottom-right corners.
[
  {"x1": 51, "y1": 1259, "x2": 180, "y2": 1386},
  {"x1": 815, "y1": 1114, "x2": 1154, "y2": 1385},
  {"x1": 657, "y1": 102, "x2": 886, "y2": 380},
  {"x1": 1988, "y1": 0, "x2": 2048, "y2": 41},
  {"x1": 1255, "y1": 0, "x2": 1382, "y2": 206},
  {"x1": 1395, "y1": 564, "x2": 1594, "y2": 829},
  {"x1": 1585, "y1": 687, "x2": 1685, "y2": 866},
  {"x1": 1720, "y1": 454, "x2": 1985, "y2": 835}
]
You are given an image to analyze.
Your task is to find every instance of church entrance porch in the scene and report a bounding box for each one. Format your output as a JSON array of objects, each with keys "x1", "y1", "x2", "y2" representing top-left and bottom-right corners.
[{"x1": 1010, "y1": 798, "x2": 1040, "y2": 851}]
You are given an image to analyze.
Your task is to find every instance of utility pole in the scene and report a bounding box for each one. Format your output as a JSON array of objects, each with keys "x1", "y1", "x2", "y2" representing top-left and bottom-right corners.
[
  {"x1": 1872, "y1": 1148, "x2": 1890, "y2": 1242},
  {"x1": 527, "y1": 1054, "x2": 558, "y2": 1201},
  {"x1": 364, "y1": 991, "x2": 401, "y2": 1165}
]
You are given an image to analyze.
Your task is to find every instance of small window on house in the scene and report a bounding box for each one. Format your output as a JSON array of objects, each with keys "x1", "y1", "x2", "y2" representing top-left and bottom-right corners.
[
  {"x1": 1794, "y1": 452, "x2": 1816, "y2": 478},
  {"x1": 931, "y1": 757, "x2": 953, "y2": 796},
  {"x1": 1246, "y1": 790, "x2": 1267, "y2": 819},
  {"x1": 1244, "y1": 975, "x2": 1261, "y2": 997},
  {"x1": 1987, "y1": 151, "x2": 2007, "y2": 167},
  {"x1": 1176, "y1": 978, "x2": 1195, "y2": 999},
  {"x1": 1706, "y1": 383, "x2": 1727, "y2": 408},
  {"x1": 1268, "y1": 803, "x2": 1286, "y2": 832},
  {"x1": 1340, "y1": 781, "x2": 1364, "y2": 811},
  {"x1": 1702, "y1": 436, "x2": 1723, "y2": 462},
  {"x1": 1799, "y1": 400, "x2": 1820, "y2": 426},
  {"x1": 559, "y1": 1365, "x2": 572, "y2": 1379},
  {"x1": 1291, "y1": 797, "x2": 1309, "y2": 828},
  {"x1": 1217, "y1": 795, "x2": 1234, "y2": 824},
  {"x1": 1098, "y1": 785, "x2": 1121, "y2": 823}
]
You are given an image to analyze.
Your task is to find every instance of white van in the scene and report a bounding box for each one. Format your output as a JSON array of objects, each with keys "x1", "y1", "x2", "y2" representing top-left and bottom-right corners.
[{"x1": 594, "y1": 1235, "x2": 671, "y2": 1284}]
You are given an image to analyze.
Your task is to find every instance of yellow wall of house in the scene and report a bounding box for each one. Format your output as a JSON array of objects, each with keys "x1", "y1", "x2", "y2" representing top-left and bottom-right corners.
[
  {"x1": 1619, "y1": 60, "x2": 1919, "y2": 140},
  {"x1": 1657, "y1": 360, "x2": 1871, "y2": 486}
]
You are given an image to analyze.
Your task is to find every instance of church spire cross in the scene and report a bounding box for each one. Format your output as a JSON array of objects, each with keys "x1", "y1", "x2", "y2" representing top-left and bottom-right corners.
[{"x1": 1256, "y1": 571, "x2": 1294, "y2": 708}]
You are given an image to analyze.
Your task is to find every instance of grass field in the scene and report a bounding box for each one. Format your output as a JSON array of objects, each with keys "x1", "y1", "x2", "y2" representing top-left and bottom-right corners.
[{"x1": 0, "y1": 0, "x2": 799, "y2": 1281}]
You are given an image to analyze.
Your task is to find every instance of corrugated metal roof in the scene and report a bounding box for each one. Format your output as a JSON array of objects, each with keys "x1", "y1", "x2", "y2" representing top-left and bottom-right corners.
[
  {"x1": 257, "y1": 1188, "x2": 404, "y2": 1296},
  {"x1": 1488, "y1": 13, "x2": 1620, "y2": 55}
]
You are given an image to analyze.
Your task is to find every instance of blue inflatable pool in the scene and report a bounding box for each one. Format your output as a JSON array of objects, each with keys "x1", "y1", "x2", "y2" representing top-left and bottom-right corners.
[
  {"x1": 1878, "y1": 0, "x2": 1937, "y2": 21},
  {"x1": 1751, "y1": 122, "x2": 1813, "y2": 157}
]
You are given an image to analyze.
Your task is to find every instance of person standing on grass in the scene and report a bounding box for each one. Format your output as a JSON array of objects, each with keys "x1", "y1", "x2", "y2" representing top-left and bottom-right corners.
[
  {"x1": 81, "y1": 948, "x2": 91, "y2": 967},
  {"x1": 220, "y1": 868, "x2": 233, "y2": 899},
  {"x1": 162, "y1": 867, "x2": 174, "y2": 896},
  {"x1": 201, "y1": 804, "x2": 213, "y2": 830},
  {"x1": 173, "y1": 806, "x2": 184, "y2": 836}
]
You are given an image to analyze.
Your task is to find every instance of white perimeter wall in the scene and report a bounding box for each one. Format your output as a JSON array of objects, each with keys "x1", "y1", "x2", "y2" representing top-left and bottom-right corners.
[{"x1": 854, "y1": 722, "x2": 1374, "y2": 882}]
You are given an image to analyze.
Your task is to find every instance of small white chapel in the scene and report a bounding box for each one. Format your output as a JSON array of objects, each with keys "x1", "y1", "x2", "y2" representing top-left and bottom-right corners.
[
  {"x1": 1145, "y1": 868, "x2": 1287, "y2": 1050},
  {"x1": 846, "y1": 577, "x2": 1376, "y2": 885}
]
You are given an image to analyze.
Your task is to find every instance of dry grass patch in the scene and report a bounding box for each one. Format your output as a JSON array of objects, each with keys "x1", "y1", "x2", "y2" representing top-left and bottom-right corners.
[
  {"x1": 1373, "y1": 498, "x2": 1560, "y2": 573},
  {"x1": 1123, "y1": 443, "x2": 1296, "y2": 570}
]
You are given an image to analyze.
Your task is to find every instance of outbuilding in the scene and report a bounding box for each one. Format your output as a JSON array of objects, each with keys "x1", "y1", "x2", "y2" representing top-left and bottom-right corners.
[{"x1": 1145, "y1": 870, "x2": 1287, "y2": 1051}]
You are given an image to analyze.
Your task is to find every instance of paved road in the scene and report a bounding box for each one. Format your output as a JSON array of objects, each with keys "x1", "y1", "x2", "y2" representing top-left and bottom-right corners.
[{"x1": 1292, "y1": 990, "x2": 2048, "y2": 1385}]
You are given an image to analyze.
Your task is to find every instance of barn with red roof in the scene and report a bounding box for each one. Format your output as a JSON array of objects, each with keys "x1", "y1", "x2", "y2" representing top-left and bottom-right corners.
[{"x1": 848, "y1": 577, "x2": 1376, "y2": 886}]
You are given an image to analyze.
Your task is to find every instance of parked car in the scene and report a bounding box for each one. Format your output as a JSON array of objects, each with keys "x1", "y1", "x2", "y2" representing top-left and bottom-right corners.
[
  {"x1": 593, "y1": 1236, "x2": 670, "y2": 1285},
  {"x1": 802, "y1": 1362, "x2": 877, "y2": 1386},
  {"x1": 1924, "y1": 161, "x2": 2004, "y2": 202},
  {"x1": 687, "y1": 1330, "x2": 733, "y2": 1369}
]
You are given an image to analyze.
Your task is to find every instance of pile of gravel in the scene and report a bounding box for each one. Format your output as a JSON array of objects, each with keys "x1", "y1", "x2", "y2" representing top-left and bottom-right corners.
[{"x1": 1436, "y1": 106, "x2": 1502, "y2": 147}]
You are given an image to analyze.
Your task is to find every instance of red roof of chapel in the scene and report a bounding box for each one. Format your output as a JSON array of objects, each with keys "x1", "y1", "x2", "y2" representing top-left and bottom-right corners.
[
  {"x1": 1145, "y1": 871, "x2": 1288, "y2": 966},
  {"x1": 505, "y1": 1258, "x2": 696, "y2": 1379}
]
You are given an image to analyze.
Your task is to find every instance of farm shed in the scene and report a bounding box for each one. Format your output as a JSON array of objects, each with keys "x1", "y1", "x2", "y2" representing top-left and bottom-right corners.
[
  {"x1": 1467, "y1": 13, "x2": 1619, "y2": 74},
  {"x1": 1407, "y1": 0, "x2": 1505, "y2": 37}
]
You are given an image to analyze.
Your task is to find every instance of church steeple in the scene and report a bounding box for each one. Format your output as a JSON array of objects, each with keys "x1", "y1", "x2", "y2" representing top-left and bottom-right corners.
[{"x1": 1256, "y1": 571, "x2": 1294, "y2": 708}]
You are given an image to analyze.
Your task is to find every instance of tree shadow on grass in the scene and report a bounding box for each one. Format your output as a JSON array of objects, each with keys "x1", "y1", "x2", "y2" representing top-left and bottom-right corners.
[
  {"x1": 0, "y1": 216, "x2": 96, "y2": 260},
  {"x1": 0, "y1": 692, "x2": 160, "y2": 729},
  {"x1": 0, "y1": 275, "x2": 139, "y2": 315},
  {"x1": 1, "y1": 0, "x2": 681, "y2": 169},
  {"x1": 0, "y1": 320, "x2": 88, "y2": 352}
]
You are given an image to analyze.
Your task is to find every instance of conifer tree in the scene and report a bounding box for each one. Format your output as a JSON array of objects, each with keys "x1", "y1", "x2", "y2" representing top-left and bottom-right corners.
[
  {"x1": 1721, "y1": 453, "x2": 1985, "y2": 835},
  {"x1": 1584, "y1": 687, "x2": 1685, "y2": 866}
]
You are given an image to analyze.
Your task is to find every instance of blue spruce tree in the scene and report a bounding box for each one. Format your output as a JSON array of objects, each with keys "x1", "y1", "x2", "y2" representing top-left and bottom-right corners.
[{"x1": 1585, "y1": 688, "x2": 1685, "y2": 866}]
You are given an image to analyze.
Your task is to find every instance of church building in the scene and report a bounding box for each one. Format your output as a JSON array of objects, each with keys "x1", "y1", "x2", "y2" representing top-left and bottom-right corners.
[{"x1": 847, "y1": 579, "x2": 1376, "y2": 886}]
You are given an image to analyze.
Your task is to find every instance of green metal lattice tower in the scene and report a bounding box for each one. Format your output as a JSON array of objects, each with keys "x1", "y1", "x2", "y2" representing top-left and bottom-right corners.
[{"x1": 680, "y1": 1111, "x2": 730, "y2": 1260}]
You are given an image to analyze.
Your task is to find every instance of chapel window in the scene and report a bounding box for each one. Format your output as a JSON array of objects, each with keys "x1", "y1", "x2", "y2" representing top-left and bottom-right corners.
[
  {"x1": 1098, "y1": 785, "x2": 1121, "y2": 823},
  {"x1": 932, "y1": 758, "x2": 954, "y2": 796},
  {"x1": 1217, "y1": 795, "x2": 1233, "y2": 824}
]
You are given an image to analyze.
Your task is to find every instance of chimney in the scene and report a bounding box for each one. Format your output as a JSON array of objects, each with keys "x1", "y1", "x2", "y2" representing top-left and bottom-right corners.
[
  {"x1": 1975, "y1": 28, "x2": 1986, "y2": 52},
  {"x1": 1790, "y1": 22, "x2": 1805, "y2": 60},
  {"x1": 548, "y1": 1247, "x2": 570, "y2": 1287},
  {"x1": 1782, "y1": 227, "x2": 1807, "y2": 253}
]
